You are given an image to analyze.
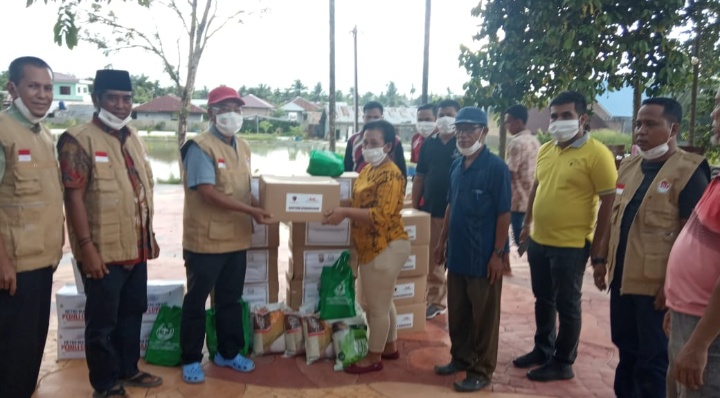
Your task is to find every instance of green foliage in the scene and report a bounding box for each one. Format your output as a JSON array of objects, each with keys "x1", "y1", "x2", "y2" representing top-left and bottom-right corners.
[
  {"x1": 0, "y1": 70, "x2": 8, "y2": 89},
  {"x1": 157, "y1": 173, "x2": 182, "y2": 185},
  {"x1": 258, "y1": 120, "x2": 273, "y2": 134},
  {"x1": 46, "y1": 118, "x2": 78, "y2": 129}
]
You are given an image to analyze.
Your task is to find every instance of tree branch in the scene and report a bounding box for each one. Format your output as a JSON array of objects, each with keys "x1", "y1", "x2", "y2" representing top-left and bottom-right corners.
[{"x1": 161, "y1": 0, "x2": 190, "y2": 36}]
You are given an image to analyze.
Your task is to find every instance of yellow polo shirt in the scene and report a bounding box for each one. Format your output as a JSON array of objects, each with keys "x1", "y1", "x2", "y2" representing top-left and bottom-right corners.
[{"x1": 531, "y1": 134, "x2": 617, "y2": 248}]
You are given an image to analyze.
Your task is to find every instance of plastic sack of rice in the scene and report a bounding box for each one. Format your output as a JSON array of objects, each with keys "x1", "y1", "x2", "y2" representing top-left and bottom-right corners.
[{"x1": 251, "y1": 303, "x2": 287, "y2": 356}]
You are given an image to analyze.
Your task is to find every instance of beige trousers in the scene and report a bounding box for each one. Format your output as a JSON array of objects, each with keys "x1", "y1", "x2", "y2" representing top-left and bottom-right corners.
[
  {"x1": 426, "y1": 217, "x2": 448, "y2": 308},
  {"x1": 356, "y1": 239, "x2": 411, "y2": 353}
]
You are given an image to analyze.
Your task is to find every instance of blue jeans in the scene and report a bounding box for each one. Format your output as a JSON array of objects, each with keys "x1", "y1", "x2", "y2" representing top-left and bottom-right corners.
[
  {"x1": 611, "y1": 286, "x2": 668, "y2": 398},
  {"x1": 527, "y1": 239, "x2": 590, "y2": 364},
  {"x1": 510, "y1": 212, "x2": 525, "y2": 246}
]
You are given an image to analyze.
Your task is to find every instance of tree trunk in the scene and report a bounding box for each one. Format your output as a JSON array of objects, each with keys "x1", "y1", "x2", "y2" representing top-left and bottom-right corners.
[
  {"x1": 328, "y1": 0, "x2": 336, "y2": 151},
  {"x1": 689, "y1": 27, "x2": 701, "y2": 145},
  {"x1": 421, "y1": 0, "x2": 431, "y2": 104},
  {"x1": 632, "y1": 80, "x2": 642, "y2": 134},
  {"x1": 498, "y1": 116, "x2": 507, "y2": 160}
]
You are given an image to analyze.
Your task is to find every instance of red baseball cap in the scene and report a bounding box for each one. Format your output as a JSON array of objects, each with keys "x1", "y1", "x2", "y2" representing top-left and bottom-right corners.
[{"x1": 207, "y1": 85, "x2": 245, "y2": 106}]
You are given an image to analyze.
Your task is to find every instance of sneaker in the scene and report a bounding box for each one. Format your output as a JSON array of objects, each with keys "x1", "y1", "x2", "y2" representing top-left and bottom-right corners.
[
  {"x1": 527, "y1": 360, "x2": 574, "y2": 382},
  {"x1": 512, "y1": 349, "x2": 549, "y2": 369},
  {"x1": 426, "y1": 305, "x2": 447, "y2": 320}
]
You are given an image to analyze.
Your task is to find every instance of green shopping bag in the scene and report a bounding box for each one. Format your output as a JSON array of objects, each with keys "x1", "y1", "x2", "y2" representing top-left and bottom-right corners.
[
  {"x1": 144, "y1": 305, "x2": 182, "y2": 366},
  {"x1": 206, "y1": 300, "x2": 253, "y2": 358},
  {"x1": 319, "y1": 251, "x2": 356, "y2": 320},
  {"x1": 307, "y1": 150, "x2": 344, "y2": 177}
]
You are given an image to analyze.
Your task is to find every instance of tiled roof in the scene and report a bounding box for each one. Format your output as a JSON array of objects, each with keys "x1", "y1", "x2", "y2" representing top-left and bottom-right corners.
[
  {"x1": 288, "y1": 96, "x2": 321, "y2": 111},
  {"x1": 54, "y1": 72, "x2": 81, "y2": 84},
  {"x1": 133, "y1": 95, "x2": 206, "y2": 114},
  {"x1": 241, "y1": 94, "x2": 274, "y2": 109}
]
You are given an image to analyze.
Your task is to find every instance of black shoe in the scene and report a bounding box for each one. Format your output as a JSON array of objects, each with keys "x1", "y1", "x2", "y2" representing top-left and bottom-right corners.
[
  {"x1": 434, "y1": 360, "x2": 469, "y2": 376},
  {"x1": 453, "y1": 376, "x2": 490, "y2": 392},
  {"x1": 512, "y1": 350, "x2": 549, "y2": 369},
  {"x1": 527, "y1": 361, "x2": 574, "y2": 382}
]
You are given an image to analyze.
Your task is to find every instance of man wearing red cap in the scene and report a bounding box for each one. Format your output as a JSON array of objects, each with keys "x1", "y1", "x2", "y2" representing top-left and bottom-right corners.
[
  {"x1": 58, "y1": 69, "x2": 162, "y2": 398},
  {"x1": 179, "y1": 85, "x2": 272, "y2": 384}
]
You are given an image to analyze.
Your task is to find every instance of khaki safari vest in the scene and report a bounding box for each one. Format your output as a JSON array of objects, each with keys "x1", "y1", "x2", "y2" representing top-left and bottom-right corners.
[
  {"x1": 65, "y1": 122, "x2": 158, "y2": 263},
  {"x1": 0, "y1": 114, "x2": 64, "y2": 272},
  {"x1": 607, "y1": 150, "x2": 704, "y2": 296},
  {"x1": 181, "y1": 130, "x2": 253, "y2": 254}
]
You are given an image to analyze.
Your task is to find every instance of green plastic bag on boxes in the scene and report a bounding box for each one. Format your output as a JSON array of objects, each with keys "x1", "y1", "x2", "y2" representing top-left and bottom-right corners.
[
  {"x1": 206, "y1": 299, "x2": 253, "y2": 358},
  {"x1": 144, "y1": 305, "x2": 182, "y2": 366},
  {"x1": 318, "y1": 251, "x2": 356, "y2": 320},
  {"x1": 307, "y1": 150, "x2": 344, "y2": 177}
]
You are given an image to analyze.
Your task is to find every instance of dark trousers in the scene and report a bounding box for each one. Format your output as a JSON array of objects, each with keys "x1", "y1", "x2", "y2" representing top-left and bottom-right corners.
[
  {"x1": 447, "y1": 270, "x2": 502, "y2": 380},
  {"x1": 510, "y1": 211, "x2": 525, "y2": 246},
  {"x1": 81, "y1": 262, "x2": 148, "y2": 393},
  {"x1": 610, "y1": 286, "x2": 668, "y2": 398},
  {"x1": 0, "y1": 267, "x2": 53, "y2": 398},
  {"x1": 180, "y1": 250, "x2": 247, "y2": 364},
  {"x1": 527, "y1": 239, "x2": 589, "y2": 364}
]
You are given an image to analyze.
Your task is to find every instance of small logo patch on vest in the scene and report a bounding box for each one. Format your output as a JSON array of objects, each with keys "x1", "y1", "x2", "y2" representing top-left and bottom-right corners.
[
  {"x1": 94, "y1": 151, "x2": 109, "y2": 163},
  {"x1": 657, "y1": 179, "x2": 671, "y2": 194},
  {"x1": 218, "y1": 158, "x2": 226, "y2": 169},
  {"x1": 616, "y1": 183, "x2": 625, "y2": 195},
  {"x1": 17, "y1": 149, "x2": 31, "y2": 162}
]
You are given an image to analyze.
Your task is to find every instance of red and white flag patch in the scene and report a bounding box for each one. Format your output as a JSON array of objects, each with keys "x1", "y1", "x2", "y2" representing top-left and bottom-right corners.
[
  {"x1": 616, "y1": 183, "x2": 625, "y2": 195},
  {"x1": 218, "y1": 158, "x2": 226, "y2": 169},
  {"x1": 95, "y1": 151, "x2": 109, "y2": 163},
  {"x1": 17, "y1": 149, "x2": 31, "y2": 162}
]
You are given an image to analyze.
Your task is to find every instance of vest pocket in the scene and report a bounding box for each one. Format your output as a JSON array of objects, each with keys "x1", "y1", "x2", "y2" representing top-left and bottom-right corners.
[
  {"x1": 644, "y1": 207, "x2": 677, "y2": 229},
  {"x1": 642, "y1": 253, "x2": 669, "y2": 280},
  {"x1": 13, "y1": 167, "x2": 42, "y2": 196},
  {"x1": 93, "y1": 164, "x2": 119, "y2": 193},
  {"x1": 11, "y1": 222, "x2": 45, "y2": 257},
  {"x1": 216, "y1": 170, "x2": 234, "y2": 195},
  {"x1": 208, "y1": 217, "x2": 235, "y2": 240}
]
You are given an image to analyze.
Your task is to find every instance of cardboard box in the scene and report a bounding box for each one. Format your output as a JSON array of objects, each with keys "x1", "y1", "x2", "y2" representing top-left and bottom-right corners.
[
  {"x1": 251, "y1": 221, "x2": 281, "y2": 248},
  {"x1": 401, "y1": 208, "x2": 431, "y2": 246},
  {"x1": 243, "y1": 282, "x2": 279, "y2": 309},
  {"x1": 396, "y1": 302, "x2": 426, "y2": 334},
  {"x1": 403, "y1": 199, "x2": 413, "y2": 209},
  {"x1": 289, "y1": 220, "x2": 351, "y2": 247},
  {"x1": 399, "y1": 245, "x2": 430, "y2": 278},
  {"x1": 56, "y1": 281, "x2": 185, "y2": 328},
  {"x1": 334, "y1": 172, "x2": 358, "y2": 200},
  {"x1": 58, "y1": 322, "x2": 154, "y2": 360},
  {"x1": 393, "y1": 275, "x2": 427, "y2": 306},
  {"x1": 285, "y1": 276, "x2": 319, "y2": 310},
  {"x1": 260, "y1": 175, "x2": 341, "y2": 223},
  {"x1": 287, "y1": 245, "x2": 349, "y2": 281},
  {"x1": 246, "y1": 248, "x2": 279, "y2": 283}
]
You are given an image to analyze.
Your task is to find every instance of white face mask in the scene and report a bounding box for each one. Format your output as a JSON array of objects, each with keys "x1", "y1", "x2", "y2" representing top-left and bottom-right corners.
[
  {"x1": 638, "y1": 143, "x2": 670, "y2": 160},
  {"x1": 456, "y1": 140, "x2": 483, "y2": 157},
  {"x1": 215, "y1": 112, "x2": 244, "y2": 137},
  {"x1": 416, "y1": 121, "x2": 436, "y2": 138},
  {"x1": 98, "y1": 107, "x2": 132, "y2": 130},
  {"x1": 13, "y1": 96, "x2": 48, "y2": 124},
  {"x1": 362, "y1": 147, "x2": 387, "y2": 167},
  {"x1": 436, "y1": 116, "x2": 456, "y2": 136},
  {"x1": 548, "y1": 119, "x2": 580, "y2": 142}
]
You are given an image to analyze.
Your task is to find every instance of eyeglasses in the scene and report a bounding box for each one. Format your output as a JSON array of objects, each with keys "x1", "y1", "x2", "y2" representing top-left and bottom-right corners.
[
  {"x1": 455, "y1": 125, "x2": 482, "y2": 136},
  {"x1": 213, "y1": 107, "x2": 243, "y2": 115}
]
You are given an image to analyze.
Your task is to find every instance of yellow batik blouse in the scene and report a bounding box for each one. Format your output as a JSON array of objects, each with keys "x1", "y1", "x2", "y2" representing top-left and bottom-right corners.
[{"x1": 351, "y1": 161, "x2": 408, "y2": 264}]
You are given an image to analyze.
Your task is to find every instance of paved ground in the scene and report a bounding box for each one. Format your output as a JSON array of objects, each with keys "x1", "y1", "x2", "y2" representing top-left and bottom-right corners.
[{"x1": 35, "y1": 185, "x2": 617, "y2": 397}]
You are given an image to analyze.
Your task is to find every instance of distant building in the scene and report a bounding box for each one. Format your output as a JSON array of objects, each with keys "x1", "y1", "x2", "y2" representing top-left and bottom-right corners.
[
  {"x1": 53, "y1": 72, "x2": 92, "y2": 104},
  {"x1": 281, "y1": 97, "x2": 323, "y2": 134},
  {"x1": 193, "y1": 94, "x2": 275, "y2": 118},
  {"x1": 133, "y1": 95, "x2": 206, "y2": 126},
  {"x1": 319, "y1": 104, "x2": 418, "y2": 141}
]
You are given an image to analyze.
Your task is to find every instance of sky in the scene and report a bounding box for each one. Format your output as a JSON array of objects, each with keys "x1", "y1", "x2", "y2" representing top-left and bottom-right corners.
[{"x1": 0, "y1": 0, "x2": 482, "y2": 99}]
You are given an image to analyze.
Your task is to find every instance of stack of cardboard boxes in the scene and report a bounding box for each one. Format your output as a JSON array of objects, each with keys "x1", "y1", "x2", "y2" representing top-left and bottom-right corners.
[
  {"x1": 394, "y1": 208, "x2": 432, "y2": 334},
  {"x1": 245, "y1": 220, "x2": 280, "y2": 307},
  {"x1": 55, "y1": 279, "x2": 185, "y2": 360}
]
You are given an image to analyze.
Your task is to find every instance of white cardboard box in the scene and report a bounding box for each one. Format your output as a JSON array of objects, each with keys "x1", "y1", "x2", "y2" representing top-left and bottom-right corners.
[
  {"x1": 56, "y1": 281, "x2": 185, "y2": 329},
  {"x1": 243, "y1": 283, "x2": 270, "y2": 309},
  {"x1": 290, "y1": 221, "x2": 351, "y2": 246},
  {"x1": 288, "y1": 247, "x2": 348, "y2": 282},
  {"x1": 57, "y1": 322, "x2": 154, "y2": 360}
]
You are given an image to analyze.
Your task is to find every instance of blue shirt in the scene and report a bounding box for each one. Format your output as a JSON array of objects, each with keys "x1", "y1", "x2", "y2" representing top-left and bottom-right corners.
[
  {"x1": 182, "y1": 126, "x2": 236, "y2": 189},
  {"x1": 446, "y1": 146, "x2": 512, "y2": 277}
]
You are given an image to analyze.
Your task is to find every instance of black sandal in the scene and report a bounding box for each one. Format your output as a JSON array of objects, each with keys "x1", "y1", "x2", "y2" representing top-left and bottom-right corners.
[
  {"x1": 92, "y1": 386, "x2": 128, "y2": 398},
  {"x1": 120, "y1": 371, "x2": 163, "y2": 388}
]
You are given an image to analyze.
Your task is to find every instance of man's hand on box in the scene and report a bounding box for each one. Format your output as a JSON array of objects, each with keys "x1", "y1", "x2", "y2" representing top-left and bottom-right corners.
[
  {"x1": 251, "y1": 207, "x2": 273, "y2": 224},
  {"x1": 322, "y1": 208, "x2": 346, "y2": 226}
]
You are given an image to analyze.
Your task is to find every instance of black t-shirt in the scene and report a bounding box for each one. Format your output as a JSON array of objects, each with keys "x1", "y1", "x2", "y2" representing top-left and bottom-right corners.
[
  {"x1": 416, "y1": 135, "x2": 461, "y2": 218},
  {"x1": 612, "y1": 159, "x2": 711, "y2": 289}
]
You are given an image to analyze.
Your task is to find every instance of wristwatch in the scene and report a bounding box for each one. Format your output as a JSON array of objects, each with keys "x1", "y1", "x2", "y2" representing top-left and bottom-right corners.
[
  {"x1": 493, "y1": 248, "x2": 505, "y2": 258},
  {"x1": 591, "y1": 256, "x2": 607, "y2": 266}
]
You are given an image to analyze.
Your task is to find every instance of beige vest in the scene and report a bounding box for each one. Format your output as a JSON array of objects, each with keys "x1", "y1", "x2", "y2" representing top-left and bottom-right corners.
[
  {"x1": 607, "y1": 150, "x2": 704, "y2": 296},
  {"x1": 65, "y1": 122, "x2": 158, "y2": 263},
  {"x1": 181, "y1": 130, "x2": 252, "y2": 253},
  {"x1": 0, "y1": 114, "x2": 64, "y2": 272}
]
